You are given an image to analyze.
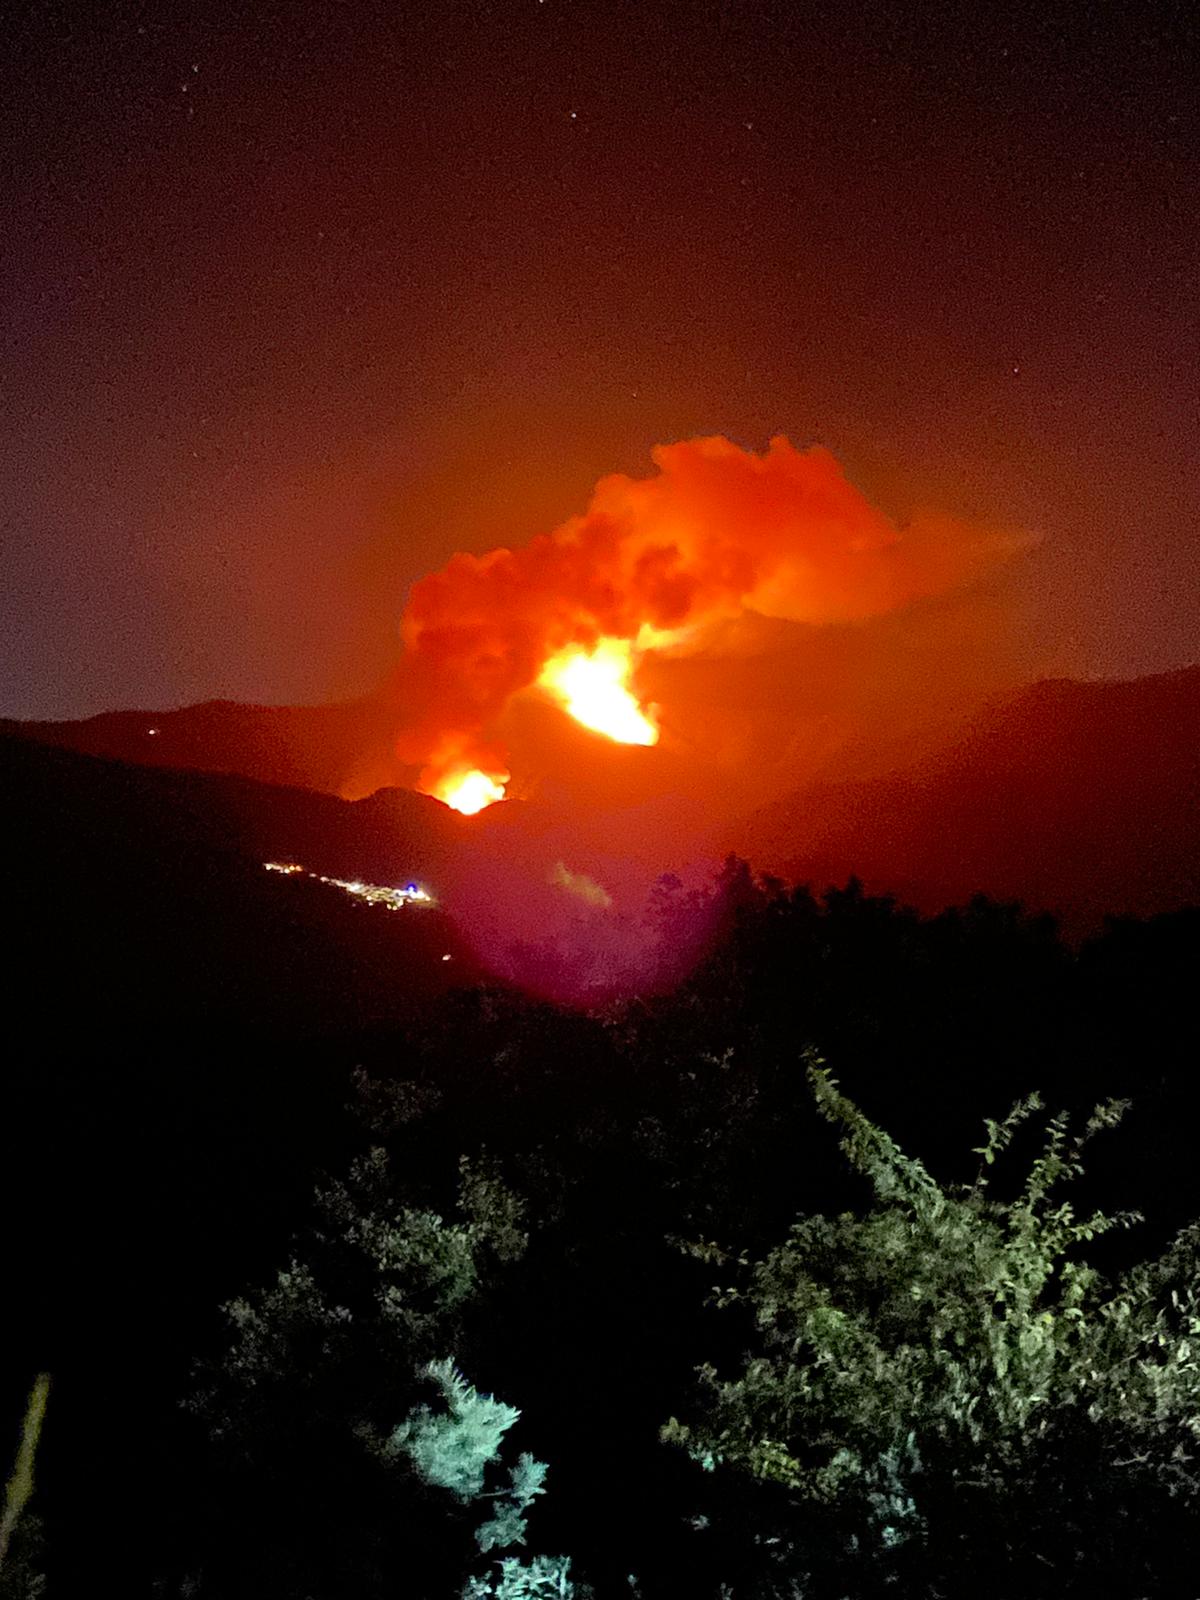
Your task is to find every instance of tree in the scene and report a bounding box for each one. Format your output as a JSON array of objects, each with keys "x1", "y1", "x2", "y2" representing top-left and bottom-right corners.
[
  {"x1": 184, "y1": 1149, "x2": 534, "y2": 1598},
  {"x1": 192, "y1": 1147, "x2": 528, "y2": 1448},
  {"x1": 387, "y1": 1359, "x2": 581, "y2": 1598},
  {"x1": 666, "y1": 1052, "x2": 1200, "y2": 1597}
]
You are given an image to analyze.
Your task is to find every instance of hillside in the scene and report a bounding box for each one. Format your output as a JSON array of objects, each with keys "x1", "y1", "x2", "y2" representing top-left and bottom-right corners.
[
  {"x1": 2, "y1": 733, "x2": 478, "y2": 1036},
  {"x1": 1, "y1": 695, "x2": 406, "y2": 799},
  {"x1": 8, "y1": 663, "x2": 1200, "y2": 944},
  {"x1": 732, "y1": 664, "x2": 1200, "y2": 932}
]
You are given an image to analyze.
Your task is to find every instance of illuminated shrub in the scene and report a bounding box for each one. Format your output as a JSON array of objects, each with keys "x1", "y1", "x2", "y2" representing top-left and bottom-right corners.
[
  {"x1": 388, "y1": 1359, "x2": 579, "y2": 1598},
  {"x1": 186, "y1": 1149, "x2": 542, "y2": 1597},
  {"x1": 666, "y1": 1052, "x2": 1200, "y2": 1595}
]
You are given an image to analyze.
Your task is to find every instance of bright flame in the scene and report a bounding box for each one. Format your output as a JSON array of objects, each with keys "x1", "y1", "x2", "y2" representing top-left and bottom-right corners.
[
  {"x1": 435, "y1": 767, "x2": 508, "y2": 815},
  {"x1": 399, "y1": 436, "x2": 1030, "y2": 802},
  {"x1": 538, "y1": 638, "x2": 659, "y2": 746}
]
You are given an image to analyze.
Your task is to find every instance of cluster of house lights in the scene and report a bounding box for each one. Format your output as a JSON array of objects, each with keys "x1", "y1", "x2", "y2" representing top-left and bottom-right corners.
[{"x1": 263, "y1": 861, "x2": 435, "y2": 911}]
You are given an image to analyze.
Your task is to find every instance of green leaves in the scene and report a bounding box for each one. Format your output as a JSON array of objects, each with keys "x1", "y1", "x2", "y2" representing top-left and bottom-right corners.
[
  {"x1": 192, "y1": 1146, "x2": 531, "y2": 1447},
  {"x1": 970, "y1": 1092, "x2": 1043, "y2": 1185},
  {"x1": 387, "y1": 1359, "x2": 553, "y2": 1553},
  {"x1": 389, "y1": 1362, "x2": 574, "y2": 1594},
  {"x1": 669, "y1": 1056, "x2": 1200, "y2": 1592},
  {"x1": 389, "y1": 1360, "x2": 521, "y2": 1502},
  {"x1": 462, "y1": 1553, "x2": 578, "y2": 1598}
]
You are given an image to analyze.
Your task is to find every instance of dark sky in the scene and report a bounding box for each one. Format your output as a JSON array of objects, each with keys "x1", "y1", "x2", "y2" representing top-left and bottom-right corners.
[{"x1": 3, "y1": 0, "x2": 1196, "y2": 720}]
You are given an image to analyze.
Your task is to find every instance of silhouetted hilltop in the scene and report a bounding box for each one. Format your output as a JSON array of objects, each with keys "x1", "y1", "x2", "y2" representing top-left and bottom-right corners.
[
  {"x1": 733, "y1": 664, "x2": 1200, "y2": 932},
  {"x1": 1, "y1": 694, "x2": 405, "y2": 798},
  {"x1": 8, "y1": 663, "x2": 1200, "y2": 935},
  {"x1": 2, "y1": 733, "x2": 477, "y2": 1037}
]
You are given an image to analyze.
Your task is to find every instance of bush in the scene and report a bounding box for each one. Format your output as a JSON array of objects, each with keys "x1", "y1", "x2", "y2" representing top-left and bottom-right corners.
[
  {"x1": 666, "y1": 1052, "x2": 1200, "y2": 1596},
  {"x1": 184, "y1": 1150, "x2": 534, "y2": 1598},
  {"x1": 388, "y1": 1360, "x2": 580, "y2": 1599}
]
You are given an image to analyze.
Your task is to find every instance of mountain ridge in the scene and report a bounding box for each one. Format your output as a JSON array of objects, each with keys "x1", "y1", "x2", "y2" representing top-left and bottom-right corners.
[
  {"x1": 729, "y1": 663, "x2": 1200, "y2": 932},
  {"x1": 7, "y1": 662, "x2": 1199, "y2": 939}
]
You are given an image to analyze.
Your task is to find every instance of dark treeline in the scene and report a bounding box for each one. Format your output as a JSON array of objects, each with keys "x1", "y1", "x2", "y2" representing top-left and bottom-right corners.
[{"x1": 4, "y1": 737, "x2": 1200, "y2": 1596}]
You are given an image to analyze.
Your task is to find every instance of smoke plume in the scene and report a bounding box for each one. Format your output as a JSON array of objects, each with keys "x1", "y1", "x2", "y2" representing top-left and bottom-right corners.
[{"x1": 397, "y1": 435, "x2": 1027, "y2": 807}]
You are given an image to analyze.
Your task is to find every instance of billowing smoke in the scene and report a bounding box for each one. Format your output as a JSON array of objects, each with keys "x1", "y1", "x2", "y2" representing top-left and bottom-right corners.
[
  {"x1": 549, "y1": 860, "x2": 612, "y2": 908},
  {"x1": 397, "y1": 435, "x2": 1027, "y2": 810}
]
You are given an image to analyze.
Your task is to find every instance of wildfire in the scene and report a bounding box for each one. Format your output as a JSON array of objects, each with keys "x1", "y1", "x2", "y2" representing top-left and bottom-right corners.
[
  {"x1": 538, "y1": 638, "x2": 659, "y2": 747},
  {"x1": 435, "y1": 767, "x2": 508, "y2": 815},
  {"x1": 398, "y1": 436, "x2": 1029, "y2": 816}
]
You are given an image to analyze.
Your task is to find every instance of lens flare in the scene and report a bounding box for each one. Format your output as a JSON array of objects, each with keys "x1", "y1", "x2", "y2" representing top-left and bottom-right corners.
[
  {"x1": 434, "y1": 767, "x2": 508, "y2": 815},
  {"x1": 538, "y1": 638, "x2": 659, "y2": 746}
]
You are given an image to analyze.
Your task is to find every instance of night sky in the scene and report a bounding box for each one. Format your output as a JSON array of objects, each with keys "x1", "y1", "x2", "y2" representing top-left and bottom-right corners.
[{"x1": 3, "y1": 0, "x2": 1196, "y2": 721}]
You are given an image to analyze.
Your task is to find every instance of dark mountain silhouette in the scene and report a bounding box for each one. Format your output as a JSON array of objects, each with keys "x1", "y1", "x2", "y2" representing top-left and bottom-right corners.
[
  {"x1": 2, "y1": 732, "x2": 479, "y2": 1037},
  {"x1": 732, "y1": 664, "x2": 1200, "y2": 932},
  {"x1": 7, "y1": 662, "x2": 1200, "y2": 936},
  {"x1": 0, "y1": 724, "x2": 716, "y2": 1008},
  {"x1": 1, "y1": 694, "x2": 406, "y2": 798}
]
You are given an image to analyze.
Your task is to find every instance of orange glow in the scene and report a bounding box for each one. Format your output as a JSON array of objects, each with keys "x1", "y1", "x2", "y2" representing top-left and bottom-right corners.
[
  {"x1": 434, "y1": 767, "x2": 508, "y2": 815},
  {"x1": 397, "y1": 436, "x2": 1029, "y2": 803},
  {"x1": 537, "y1": 638, "x2": 659, "y2": 746}
]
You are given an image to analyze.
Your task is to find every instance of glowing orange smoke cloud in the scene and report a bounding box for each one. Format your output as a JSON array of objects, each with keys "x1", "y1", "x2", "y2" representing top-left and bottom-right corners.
[{"x1": 398, "y1": 436, "x2": 1025, "y2": 811}]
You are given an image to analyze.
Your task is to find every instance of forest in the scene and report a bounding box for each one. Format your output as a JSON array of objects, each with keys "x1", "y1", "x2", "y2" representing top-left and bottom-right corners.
[{"x1": 4, "y1": 729, "x2": 1200, "y2": 1599}]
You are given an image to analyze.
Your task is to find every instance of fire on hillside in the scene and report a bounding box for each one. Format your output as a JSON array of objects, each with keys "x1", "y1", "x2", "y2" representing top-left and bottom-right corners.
[{"x1": 395, "y1": 435, "x2": 1028, "y2": 815}]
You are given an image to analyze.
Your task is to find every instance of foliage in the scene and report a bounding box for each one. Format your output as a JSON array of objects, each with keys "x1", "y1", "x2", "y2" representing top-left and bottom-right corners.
[
  {"x1": 0, "y1": 1375, "x2": 49, "y2": 1575},
  {"x1": 462, "y1": 1553, "x2": 579, "y2": 1598},
  {"x1": 18, "y1": 836, "x2": 1198, "y2": 1596},
  {"x1": 183, "y1": 1150, "x2": 533, "y2": 1597},
  {"x1": 0, "y1": 1514, "x2": 44, "y2": 1600},
  {"x1": 350, "y1": 1065, "x2": 444, "y2": 1139},
  {"x1": 389, "y1": 1361, "x2": 577, "y2": 1597},
  {"x1": 391, "y1": 1359, "x2": 521, "y2": 1502},
  {"x1": 192, "y1": 1148, "x2": 527, "y2": 1447},
  {"x1": 666, "y1": 1051, "x2": 1200, "y2": 1594}
]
